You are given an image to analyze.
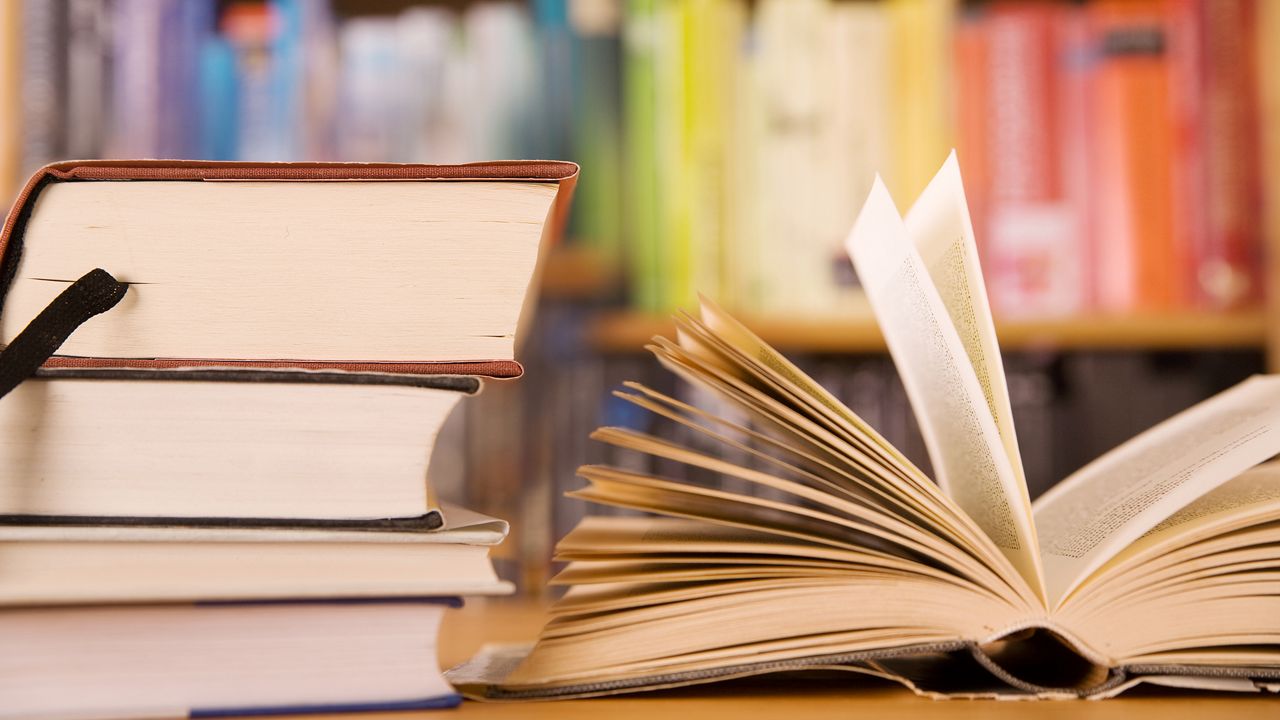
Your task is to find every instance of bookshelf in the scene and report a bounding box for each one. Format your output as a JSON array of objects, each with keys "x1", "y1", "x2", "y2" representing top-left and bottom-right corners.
[
  {"x1": 582, "y1": 309, "x2": 1270, "y2": 355},
  {"x1": 538, "y1": 246, "x2": 621, "y2": 301},
  {"x1": 5, "y1": 0, "x2": 1280, "y2": 592}
]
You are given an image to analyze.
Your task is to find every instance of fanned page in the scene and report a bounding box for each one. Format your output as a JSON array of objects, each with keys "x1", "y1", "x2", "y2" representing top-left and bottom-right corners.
[
  {"x1": 903, "y1": 152, "x2": 1027, "y2": 492},
  {"x1": 1035, "y1": 375, "x2": 1280, "y2": 607},
  {"x1": 845, "y1": 177, "x2": 1044, "y2": 601}
]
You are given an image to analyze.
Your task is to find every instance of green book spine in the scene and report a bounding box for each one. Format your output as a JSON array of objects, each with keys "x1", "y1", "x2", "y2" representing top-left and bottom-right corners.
[{"x1": 623, "y1": 0, "x2": 664, "y2": 311}]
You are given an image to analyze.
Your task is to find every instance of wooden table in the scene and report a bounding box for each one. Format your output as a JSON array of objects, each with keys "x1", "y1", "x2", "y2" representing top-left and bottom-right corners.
[{"x1": 276, "y1": 597, "x2": 1279, "y2": 719}]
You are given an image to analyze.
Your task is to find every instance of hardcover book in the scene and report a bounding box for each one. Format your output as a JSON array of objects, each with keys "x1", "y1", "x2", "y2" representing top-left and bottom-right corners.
[
  {"x1": 452, "y1": 154, "x2": 1280, "y2": 699},
  {"x1": 0, "y1": 372, "x2": 477, "y2": 527},
  {"x1": 0, "y1": 160, "x2": 579, "y2": 378},
  {"x1": 2, "y1": 598, "x2": 465, "y2": 720},
  {"x1": 0, "y1": 503, "x2": 513, "y2": 604}
]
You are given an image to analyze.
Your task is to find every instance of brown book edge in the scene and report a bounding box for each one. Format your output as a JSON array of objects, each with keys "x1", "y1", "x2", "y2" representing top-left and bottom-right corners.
[{"x1": 0, "y1": 160, "x2": 580, "y2": 379}]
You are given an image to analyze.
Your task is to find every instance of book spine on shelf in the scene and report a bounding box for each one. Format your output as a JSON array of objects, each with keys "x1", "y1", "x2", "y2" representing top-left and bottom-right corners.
[
  {"x1": 1086, "y1": 0, "x2": 1180, "y2": 312},
  {"x1": 656, "y1": 0, "x2": 689, "y2": 310},
  {"x1": 1166, "y1": 0, "x2": 1208, "y2": 314},
  {"x1": 19, "y1": 0, "x2": 64, "y2": 176},
  {"x1": 885, "y1": 0, "x2": 954, "y2": 204},
  {"x1": 755, "y1": 0, "x2": 826, "y2": 313},
  {"x1": 1195, "y1": 0, "x2": 1263, "y2": 310},
  {"x1": 978, "y1": 3, "x2": 1086, "y2": 319},
  {"x1": 0, "y1": 0, "x2": 20, "y2": 203},
  {"x1": 65, "y1": 0, "x2": 112, "y2": 160},
  {"x1": 826, "y1": 2, "x2": 888, "y2": 312},
  {"x1": 623, "y1": 0, "x2": 666, "y2": 312},
  {"x1": 1057, "y1": 7, "x2": 1096, "y2": 313},
  {"x1": 1262, "y1": 0, "x2": 1280, "y2": 328},
  {"x1": 953, "y1": 9, "x2": 990, "y2": 256},
  {"x1": 565, "y1": 0, "x2": 625, "y2": 260}
]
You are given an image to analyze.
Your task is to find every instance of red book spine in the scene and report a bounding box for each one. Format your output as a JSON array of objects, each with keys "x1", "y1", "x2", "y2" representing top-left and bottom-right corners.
[
  {"x1": 979, "y1": 3, "x2": 1085, "y2": 317},
  {"x1": 1057, "y1": 6, "x2": 1094, "y2": 311},
  {"x1": 953, "y1": 12, "x2": 990, "y2": 252},
  {"x1": 1196, "y1": 0, "x2": 1264, "y2": 309},
  {"x1": 1166, "y1": 0, "x2": 1207, "y2": 312},
  {"x1": 1086, "y1": 0, "x2": 1180, "y2": 312}
]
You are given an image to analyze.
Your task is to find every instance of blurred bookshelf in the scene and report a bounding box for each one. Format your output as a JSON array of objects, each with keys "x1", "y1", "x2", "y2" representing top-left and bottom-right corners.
[
  {"x1": 2, "y1": 0, "x2": 1280, "y2": 588},
  {"x1": 539, "y1": 245, "x2": 621, "y2": 300},
  {"x1": 583, "y1": 310, "x2": 1271, "y2": 354}
]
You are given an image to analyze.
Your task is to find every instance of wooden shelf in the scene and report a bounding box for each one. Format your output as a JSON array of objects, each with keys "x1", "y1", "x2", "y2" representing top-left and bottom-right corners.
[
  {"x1": 584, "y1": 310, "x2": 1270, "y2": 354},
  {"x1": 537, "y1": 245, "x2": 621, "y2": 300}
]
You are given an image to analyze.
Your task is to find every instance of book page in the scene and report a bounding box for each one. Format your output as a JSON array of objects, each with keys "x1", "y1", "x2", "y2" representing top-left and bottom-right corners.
[
  {"x1": 845, "y1": 177, "x2": 1044, "y2": 601},
  {"x1": 1035, "y1": 375, "x2": 1280, "y2": 608},
  {"x1": 904, "y1": 152, "x2": 1027, "y2": 491},
  {"x1": 1122, "y1": 461, "x2": 1280, "y2": 557}
]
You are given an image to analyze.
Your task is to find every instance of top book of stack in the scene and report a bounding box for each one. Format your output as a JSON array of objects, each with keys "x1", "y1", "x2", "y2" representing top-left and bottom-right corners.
[{"x1": 0, "y1": 160, "x2": 579, "y2": 378}]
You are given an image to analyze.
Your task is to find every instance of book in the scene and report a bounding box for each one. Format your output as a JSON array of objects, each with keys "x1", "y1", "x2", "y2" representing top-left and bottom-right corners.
[
  {"x1": 884, "y1": 0, "x2": 953, "y2": 204},
  {"x1": 0, "y1": 160, "x2": 578, "y2": 378},
  {"x1": 64, "y1": 0, "x2": 114, "y2": 160},
  {"x1": 1263, "y1": 0, "x2": 1280, "y2": 313},
  {"x1": 0, "y1": 503, "x2": 512, "y2": 603},
  {"x1": 622, "y1": 0, "x2": 666, "y2": 312},
  {"x1": 0, "y1": 373, "x2": 475, "y2": 524},
  {"x1": 452, "y1": 155, "x2": 1280, "y2": 699},
  {"x1": 1086, "y1": 0, "x2": 1182, "y2": 312},
  {"x1": 562, "y1": 0, "x2": 624, "y2": 262},
  {"x1": 0, "y1": 504, "x2": 510, "y2": 718},
  {"x1": 961, "y1": 2, "x2": 1088, "y2": 319},
  {"x1": 2, "y1": 598, "x2": 464, "y2": 719},
  {"x1": 1190, "y1": 0, "x2": 1263, "y2": 310},
  {"x1": 0, "y1": 0, "x2": 16, "y2": 203}
]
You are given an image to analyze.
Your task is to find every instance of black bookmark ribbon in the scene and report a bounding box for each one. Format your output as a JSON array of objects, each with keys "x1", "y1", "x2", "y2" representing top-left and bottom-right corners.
[{"x1": 0, "y1": 268, "x2": 128, "y2": 400}]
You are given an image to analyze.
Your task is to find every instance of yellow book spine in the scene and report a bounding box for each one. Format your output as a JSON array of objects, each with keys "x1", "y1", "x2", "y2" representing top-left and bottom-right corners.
[
  {"x1": 886, "y1": 0, "x2": 956, "y2": 203},
  {"x1": 0, "y1": 0, "x2": 21, "y2": 205}
]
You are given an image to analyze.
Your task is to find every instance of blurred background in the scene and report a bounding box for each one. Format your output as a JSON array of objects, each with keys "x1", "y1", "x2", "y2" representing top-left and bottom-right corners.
[{"x1": 0, "y1": 0, "x2": 1278, "y2": 593}]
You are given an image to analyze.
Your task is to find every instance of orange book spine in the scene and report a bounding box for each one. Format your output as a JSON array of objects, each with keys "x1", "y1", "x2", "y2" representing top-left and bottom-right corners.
[
  {"x1": 953, "y1": 11, "x2": 989, "y2": 248},
  {"x1": 1087, "y1": 0, "x2": 1181, "y2": 312}
]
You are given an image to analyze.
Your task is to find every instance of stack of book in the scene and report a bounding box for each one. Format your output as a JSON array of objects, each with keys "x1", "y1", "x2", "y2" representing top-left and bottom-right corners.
[{"x1": 0, "y1": 159, "x2": 577, "y2": 718}]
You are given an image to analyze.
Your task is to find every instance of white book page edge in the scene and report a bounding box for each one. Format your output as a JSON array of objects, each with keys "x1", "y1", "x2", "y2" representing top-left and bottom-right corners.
[
  {"x1": 1035, "y1": 375, "x2": 1280, "y2": 607},
  {"x1": 846, "y1": 177, "x2": 1044, "y2": 601},
  {"x1": 904, "y1": 151, "x2": 1027, "y2": 490}
]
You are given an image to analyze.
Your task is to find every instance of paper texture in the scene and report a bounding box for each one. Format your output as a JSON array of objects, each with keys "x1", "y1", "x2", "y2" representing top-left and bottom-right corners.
[
  {"x1": 904, "y1": 152, "x2": 1027, "y2": 494},
  {"x1": 1034, "y1": 375, "x2": 1280, "y2": 606},
  {"x1": 845, "y1": 176, "x2": 1043, "y2": 599}
]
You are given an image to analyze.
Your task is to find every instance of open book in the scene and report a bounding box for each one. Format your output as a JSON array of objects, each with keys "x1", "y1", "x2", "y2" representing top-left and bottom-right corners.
[{"x1": 451, "y1": 154, "x2": 1280, "y2": 699}]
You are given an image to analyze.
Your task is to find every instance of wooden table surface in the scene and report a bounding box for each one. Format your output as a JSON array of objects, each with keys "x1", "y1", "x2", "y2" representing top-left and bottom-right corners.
[{"x1": 270, "y1": 597, "x2": 1279, "y2": 719}]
